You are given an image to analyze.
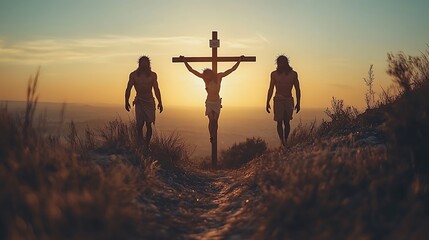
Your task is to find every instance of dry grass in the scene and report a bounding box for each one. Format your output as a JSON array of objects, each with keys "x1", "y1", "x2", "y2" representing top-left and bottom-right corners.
[
  {"x1": 151, "y1": 132, "x2": 189, "y2": 166},
  {"x1": 249, "y1": 143, "x2": 429, "y2": 239},
  {"x1": 2, "y1": 45, "x2": 429, "y2": 239},
  {"x1": 245, "y1": 46, "x2": 429, "y2": 239},
  {"x1": 0, "y1": 74, "x2": 189, "y2": 239},
  {"x1": 287, "y1": 119, "x2": 318, "y2": 148}
]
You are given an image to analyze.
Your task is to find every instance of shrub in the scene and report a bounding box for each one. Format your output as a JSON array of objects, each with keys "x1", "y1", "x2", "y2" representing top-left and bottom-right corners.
[
  {"x1": 319, "y1": 97, "x2": 359, "y2": 136},
  {"x1": 324, "y1": 97, "x2": 359, "y2": 123},
  {"x1": 382, "y1": 47, "x2": 429, "y2": 173},
  {"x1": 384, "y1": 77, "x2": 429, "y2": 173},
  {"x1": 220, "y1": 137, "x2": 267, "y2": 169},
  {"x1": 387, "y1": 46, "x2": 429, "y2": 94}
]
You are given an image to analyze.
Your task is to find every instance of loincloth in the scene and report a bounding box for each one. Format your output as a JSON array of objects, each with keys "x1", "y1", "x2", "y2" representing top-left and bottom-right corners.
[
  {"x1": 133, "y1": 97, "x2": 156, "y2": 123},
  {"x1": 273, "y1": 95, "x2": 294, "y2": 121},
  {"x1": 205, "y1": 98, "x2": 222, "y2": 117}
]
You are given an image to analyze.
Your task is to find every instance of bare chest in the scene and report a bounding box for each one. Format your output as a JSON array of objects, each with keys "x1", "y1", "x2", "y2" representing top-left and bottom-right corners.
[
  {"x1": 274, "y1": 73, "x2": 294, "y2": 88},
  {"x1": 133, "y1": 74, "x2": 153, "y2": 90},
  {"x1": 205, "y1": 80, "x2": 221, "y2": 92}
]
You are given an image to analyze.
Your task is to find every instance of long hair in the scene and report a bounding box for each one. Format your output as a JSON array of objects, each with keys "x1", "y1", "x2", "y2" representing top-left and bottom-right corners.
[
  {"x1": 276, "y1": 55, "x2": 292, "y2": 74},
  {"x1": 137, "y1": 56, "x2": 151, "y2": 77}
]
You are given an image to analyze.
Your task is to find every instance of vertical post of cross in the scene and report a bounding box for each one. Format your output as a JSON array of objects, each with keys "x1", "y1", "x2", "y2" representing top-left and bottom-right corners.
[
  {"x1": 211, "y1": 31, "x2": 218, "y2": 73},
  {"x1": 210, "y1": 31, "x2": 218, "y2": 168}
]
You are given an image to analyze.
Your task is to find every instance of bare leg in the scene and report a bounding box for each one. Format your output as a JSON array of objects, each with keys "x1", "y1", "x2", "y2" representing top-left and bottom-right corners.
[
  {"x1": 136, "y1": 121, "x2": 144, "y2": 142},
  {"x1": 208, "y1": 120, "x2": 212, "y2": 141},
  {"x1": 145, "y1": 121, "x2": 152, "y2": 148},
  {"x1": 276, "y1": 121, "x2": 285, "y2": 146},
  {"x1": 208, "y1": 112, "x2": 219, "y2": 142},
  {"x1": 284, "y1": 120, "x2": 291, "y2": 145},
  {"x1": 213, "y1": 119, "x2": 218, "y2": 134},
  {"x1": 208, "y1": 119, "x2": 217, "y2": 142},
  {"x1": 135, "y1": 103, "x2": 144, "y2": 143}
]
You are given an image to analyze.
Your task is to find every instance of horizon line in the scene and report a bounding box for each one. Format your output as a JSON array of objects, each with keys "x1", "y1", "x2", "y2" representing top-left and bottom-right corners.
[{"x1": 0, "y1": 99, "x2": 327, "y2": 110}]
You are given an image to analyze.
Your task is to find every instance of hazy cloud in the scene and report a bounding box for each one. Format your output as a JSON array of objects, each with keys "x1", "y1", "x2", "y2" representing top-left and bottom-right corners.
[
  {"x1": 0, "y1": 34, "x2": 269, "y2": 64},
  {"x1": 223, "y1": 36, "x2": 269, "y2": 49},
  {"x1": 329, "y1": 58, "x2": 352, "y2": 66},
  {"x1": 329, "y1": 83, "x2": 354, "y2": 90},
  {"x1": 256, "y1": 33, "x2": 270, "y2": 44},
  {"x1": 0, "y1": 35, "x2": 206, "y2": 64}
]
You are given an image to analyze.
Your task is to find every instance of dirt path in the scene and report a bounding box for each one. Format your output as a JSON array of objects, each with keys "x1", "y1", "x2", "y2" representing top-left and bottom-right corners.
[
  {"x1": 90, "y1": 150, "x2": 261, "y2": 238},
  {"x1": 139, "y1": 165, "x2": 260, "y2": 239}
]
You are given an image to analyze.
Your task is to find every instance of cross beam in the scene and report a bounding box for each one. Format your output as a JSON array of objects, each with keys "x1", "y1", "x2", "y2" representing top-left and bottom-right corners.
[
  {"x1": 172, "y1": 56, "x2": 256, "y2": 62},
  {"x1": 172, "y1": 31, "x2": 256, "y2": 168}
]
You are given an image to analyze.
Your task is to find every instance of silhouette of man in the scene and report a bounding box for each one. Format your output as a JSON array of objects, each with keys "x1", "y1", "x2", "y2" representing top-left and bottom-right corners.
[
  {"x1": 266, "y1": 55, "x2": 301, "y2": 147},
  {"x1": 125, "y1": 56, "x2": 163, "y2": 148},
  {"x1": 180, "y1": 55, "x2": 243, "y2": 143}
]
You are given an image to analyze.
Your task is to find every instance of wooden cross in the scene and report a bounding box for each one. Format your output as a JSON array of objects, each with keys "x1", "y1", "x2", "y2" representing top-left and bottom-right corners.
[{"x1": 172, "y1": 31, "x2": 256, "y2": 167}]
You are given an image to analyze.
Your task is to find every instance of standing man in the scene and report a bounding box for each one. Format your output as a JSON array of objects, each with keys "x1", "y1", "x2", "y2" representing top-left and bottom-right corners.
[
  {"x1": 125, "y1": 56, "x2": 163, "y2": 149},
  {"x1": 266, "y1": 55, "x2": 301, "y2": 147}
]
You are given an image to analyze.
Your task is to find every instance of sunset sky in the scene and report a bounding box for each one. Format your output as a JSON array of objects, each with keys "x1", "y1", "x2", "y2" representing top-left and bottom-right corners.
[{"x1": 1, "y1": 0, "x2": 428, "y2": 109}]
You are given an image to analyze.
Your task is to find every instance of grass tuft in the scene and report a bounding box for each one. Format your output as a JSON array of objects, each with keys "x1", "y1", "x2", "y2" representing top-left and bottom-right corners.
[
  {"x1": 151, "y1": 132, "x2": 189, "y2": 166},
  {"x1": 219, "y1": 137, "x2": 267, "y2": 169}
]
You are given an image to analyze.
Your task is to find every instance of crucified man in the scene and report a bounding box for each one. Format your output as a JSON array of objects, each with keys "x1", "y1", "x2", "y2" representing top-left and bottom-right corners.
[{"x1": 180, "y1": 55, "x2": 244, "y2": 143}]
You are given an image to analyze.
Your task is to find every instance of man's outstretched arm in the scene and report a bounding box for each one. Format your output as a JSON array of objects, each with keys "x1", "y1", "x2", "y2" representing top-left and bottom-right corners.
[
  {"x1": 152, "y1": 73, "x2": 163, "y2": 113},
  {"x1": 219, "y1": 55, "x2": 244, "y2": 78},
  {"x1": 266, "y1": 73, "x2": 275, "y2": 113},
  {"x1": 125, "y1": 74, "x2": 134, "y2": 112},
  {"x1": 181, "y1": 56, "x2": 203, "y2": 78}
]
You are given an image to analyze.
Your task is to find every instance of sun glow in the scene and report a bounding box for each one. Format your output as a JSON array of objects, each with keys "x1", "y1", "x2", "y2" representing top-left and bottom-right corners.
[{"x1": 1, "y1": 1, "x2": 428, "y2": 109}]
